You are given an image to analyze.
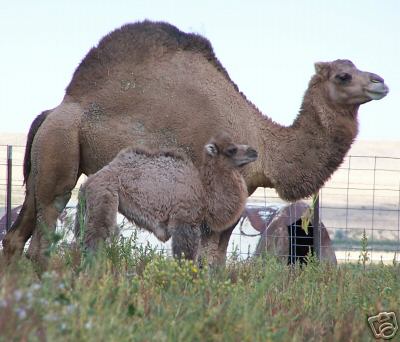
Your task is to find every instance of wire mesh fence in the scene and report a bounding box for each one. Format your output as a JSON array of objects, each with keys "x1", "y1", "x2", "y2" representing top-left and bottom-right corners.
[
  {"x1": 245, "y1": 155, "x2": 400, "y2": 264},
  {"x1": 1, "y1": 144, "x2": 399, "y2": 264}
]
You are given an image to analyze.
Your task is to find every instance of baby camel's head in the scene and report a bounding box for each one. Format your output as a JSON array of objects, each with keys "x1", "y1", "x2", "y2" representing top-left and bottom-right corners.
[{"x1": 204, "y1": 132, "x2": 258, "y2": 168}]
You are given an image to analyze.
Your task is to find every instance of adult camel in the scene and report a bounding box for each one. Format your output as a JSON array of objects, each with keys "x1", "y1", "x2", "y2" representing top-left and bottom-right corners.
[{"x1": 2, "y1": 21, "x2": 389, "y2": 266}]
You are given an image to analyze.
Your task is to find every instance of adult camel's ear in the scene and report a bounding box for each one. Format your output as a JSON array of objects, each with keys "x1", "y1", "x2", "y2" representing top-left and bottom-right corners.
[
  {"x1": 205, "y1": 143, "x2": 218, "y2": 156},
  {"x1": 314, "y1": 62, "x2": 330, "y2": 78}
]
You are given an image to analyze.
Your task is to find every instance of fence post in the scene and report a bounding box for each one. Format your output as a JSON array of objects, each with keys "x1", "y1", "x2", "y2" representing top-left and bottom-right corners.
[
  {"x1": 313, "y1": 193, "x2": 320, "y2": 259},
  {"x1": 6, "y1": 145, "x2": 12, "y2": 231}
]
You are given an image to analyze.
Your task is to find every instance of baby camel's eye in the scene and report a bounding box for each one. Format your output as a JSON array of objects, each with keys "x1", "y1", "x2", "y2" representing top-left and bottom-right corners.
[
  {"x1": 335, "y1": 72, "x2": 352, "y2": 83},
  {"x1": 225, "y1": 146, "x2": 238, "y2": 157}
]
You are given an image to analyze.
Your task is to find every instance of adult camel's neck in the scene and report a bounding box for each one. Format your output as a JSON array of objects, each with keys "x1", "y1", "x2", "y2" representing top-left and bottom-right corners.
[{"x1": 258, "y1": 85, "x2": 359, "y2": 201}]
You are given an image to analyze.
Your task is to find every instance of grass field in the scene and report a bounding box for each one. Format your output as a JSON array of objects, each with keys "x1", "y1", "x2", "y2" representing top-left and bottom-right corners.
[{"x1": 0, "y1": 233, "x2": 399, "y2": 341}]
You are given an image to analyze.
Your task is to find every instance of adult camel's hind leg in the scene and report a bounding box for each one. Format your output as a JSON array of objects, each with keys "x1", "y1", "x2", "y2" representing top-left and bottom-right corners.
[
  {"x1": 27, "y1": 192, "x2": 75, "y2": 265},
  {"x1": 2, "y1": 111, "x2": 50, "y2": 260},
  {"x1": 26, "y1": 114, "x2": 81, "y2": 266},
  {"x1": 2, "y1": 182, "x2": 36, "y2": 260}
]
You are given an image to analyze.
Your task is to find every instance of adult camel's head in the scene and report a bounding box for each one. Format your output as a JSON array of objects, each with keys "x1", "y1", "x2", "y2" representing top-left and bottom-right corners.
[
  {"x1": 273, "y1": 59, "x2": 389, "y2": 202},
  {"x1": 314, "y1": 59, "x2": 389, "y2": 106}
]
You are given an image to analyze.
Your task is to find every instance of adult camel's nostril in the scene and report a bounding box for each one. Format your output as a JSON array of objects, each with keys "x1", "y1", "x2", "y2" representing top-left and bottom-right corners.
[
  {"x1": 370, "y1": 73, "x2": 384, "y2": 84},
  {"x1": 247, "y1": 148, "x2": 258, "y2": 159}
]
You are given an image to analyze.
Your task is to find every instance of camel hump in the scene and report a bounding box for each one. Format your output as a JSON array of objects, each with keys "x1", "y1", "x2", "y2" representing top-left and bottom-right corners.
[
  {"x1": 66, "y1": 20, "x2": 233, "y2": 97},
  {"x1": 23, "y1": 110, "x2": 50, "y2": 183}
]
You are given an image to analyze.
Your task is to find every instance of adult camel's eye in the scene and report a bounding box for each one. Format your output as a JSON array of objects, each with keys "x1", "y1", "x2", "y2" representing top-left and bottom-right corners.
[{"x1": 335, "y1": 73, "x2": 352, "y2": 83}]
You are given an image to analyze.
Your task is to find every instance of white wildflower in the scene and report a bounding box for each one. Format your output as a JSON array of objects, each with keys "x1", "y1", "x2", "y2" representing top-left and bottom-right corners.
[
  {"x1": 44, "y1": 313, "x2": 60, "y2": 322},
  {"x1": 39, "y1": 298, "x2": 49, "y2": 306},
  {"x1": 15, "y1": 307, "x2": 27, "y2": 320},
  {"x1": 65, "y1": 304, "x2": 76, "y2": 314},
  {"x1": 85, "y1": 320, "x2": 93, "y2": 330},
  {"x1": 14, "y1": 290, "x2": 23, "y2": 302},
  {"x1": 30, "y1": 283, "x2": 41, "y2": 291},
  {"x1": 26, "y1": 291, "x2": 33, "y2": 299},
  {"x1": 42, "y1": 271, "x2": 57, "y2": 279}
]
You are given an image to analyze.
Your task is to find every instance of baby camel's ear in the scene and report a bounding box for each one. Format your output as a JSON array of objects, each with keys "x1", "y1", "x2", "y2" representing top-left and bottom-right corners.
[{"x1": 205, "y1": 143, "x2": 218, "y2": 156}]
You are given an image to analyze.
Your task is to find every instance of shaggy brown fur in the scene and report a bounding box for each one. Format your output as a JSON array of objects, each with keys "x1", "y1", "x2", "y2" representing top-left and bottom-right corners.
[
  {"x1": 3, "y1": 21, "x2": 388, "y2": 266},
  {"x1": 75, "y1": 133, "x2": 257, "y2": 260},
  {"x1": 66, "y1": 20, "x2": 236, "y2": 97}
]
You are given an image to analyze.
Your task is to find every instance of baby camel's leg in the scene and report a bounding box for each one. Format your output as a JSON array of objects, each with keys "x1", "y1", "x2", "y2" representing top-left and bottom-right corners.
[
  {"x1": 83, "y1": 187, "x2": 119, "y2": 251},
  {"x1": 153, "y1": 224, "x2": 171, "y2": 242},
  {"x1": 171, "y1": 223, "x2": 201, "y2": 261},
  {"x1": 74, "y1": 185, "x2": 88, "y2": 243}
]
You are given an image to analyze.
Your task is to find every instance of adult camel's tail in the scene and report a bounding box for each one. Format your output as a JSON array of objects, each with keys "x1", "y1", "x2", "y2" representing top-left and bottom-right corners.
[{"x1": 23, "y1": 110, "x2": 50, "y2": 184}]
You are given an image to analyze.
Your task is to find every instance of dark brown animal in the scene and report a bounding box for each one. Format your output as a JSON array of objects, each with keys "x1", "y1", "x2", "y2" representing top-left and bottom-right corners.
[
  {"x1": 2, "y1": 20, "x2": 389, "y2": 266},
  {"x1": 249, "y1": 201, "x2": 337, "y2": 264},
  {"x1": 75, "y1": 133, "x2": 257, "y2": 260}
]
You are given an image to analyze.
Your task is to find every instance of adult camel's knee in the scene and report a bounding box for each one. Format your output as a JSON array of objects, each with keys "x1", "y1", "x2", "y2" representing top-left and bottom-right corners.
[{"x1": 27, "y1": 192, "x2": 72, "y2": 260}]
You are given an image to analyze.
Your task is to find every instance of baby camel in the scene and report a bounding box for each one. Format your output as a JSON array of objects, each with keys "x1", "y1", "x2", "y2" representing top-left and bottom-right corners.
[{"x1": 75, "y1": 132, "x2": 258, "y2": 260}]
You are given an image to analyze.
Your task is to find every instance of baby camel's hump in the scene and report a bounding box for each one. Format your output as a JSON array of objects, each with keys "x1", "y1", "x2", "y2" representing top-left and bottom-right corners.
[{"x1": 115, "y1": 147, "x2": 205, "y2": 225}]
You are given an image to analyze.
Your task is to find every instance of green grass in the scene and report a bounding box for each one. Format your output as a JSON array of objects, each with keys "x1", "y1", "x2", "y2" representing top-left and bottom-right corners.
[{"x1": 0, "y1": 234, "x2": 399, "y2": 342}]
